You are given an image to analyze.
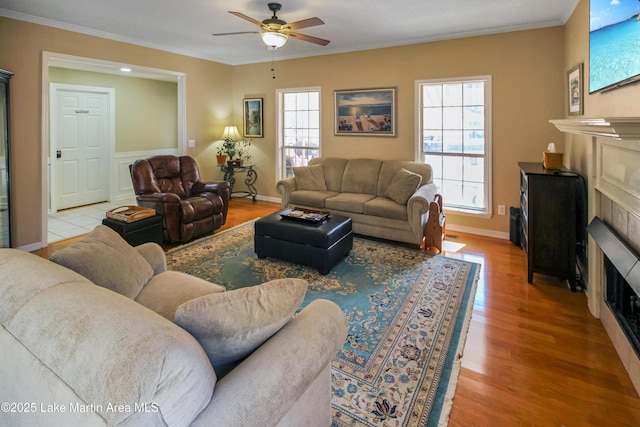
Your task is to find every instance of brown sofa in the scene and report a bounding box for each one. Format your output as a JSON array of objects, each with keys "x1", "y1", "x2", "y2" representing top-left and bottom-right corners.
[
  {"x1": 277, "y1": 158, "x2": 439, "y2": 245},
  {"x1": 130, "y1": 155, "x2": 230, "y2": 244}
]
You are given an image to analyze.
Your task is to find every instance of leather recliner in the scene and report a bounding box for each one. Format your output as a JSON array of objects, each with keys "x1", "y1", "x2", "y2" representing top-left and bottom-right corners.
[{"x1": 130, "y1": 155, "x2": 230, "y2": 244}]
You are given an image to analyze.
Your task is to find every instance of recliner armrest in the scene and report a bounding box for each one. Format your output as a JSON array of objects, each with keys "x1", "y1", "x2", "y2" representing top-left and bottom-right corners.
[
  {"x1": 192, "y1": 180, "x2": 230, "y2": 195},
  {"x1": 137, "y1": 192, "x2": 181, "y2": 204}
]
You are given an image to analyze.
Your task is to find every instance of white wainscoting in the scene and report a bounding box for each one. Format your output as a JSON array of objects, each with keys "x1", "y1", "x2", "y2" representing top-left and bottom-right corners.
[
  {"x1": 112, "y1": 149, "x2": 179, "y2": 202},
  {"x1": 47, "y1": 148, "x2": 180, "y2": 213}
]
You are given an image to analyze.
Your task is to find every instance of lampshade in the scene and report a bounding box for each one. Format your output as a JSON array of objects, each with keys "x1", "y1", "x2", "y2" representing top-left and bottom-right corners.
[
  {"x1": 222, "y1": 125, "x2": 241, "y2": 141},
  {"x1": 260, "y1": 31, "x2": 288, "y2": 49}
]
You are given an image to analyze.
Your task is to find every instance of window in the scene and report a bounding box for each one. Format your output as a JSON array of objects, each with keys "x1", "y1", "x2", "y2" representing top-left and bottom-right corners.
[
  {"x1": 417, "y1": 76, "x2": 492, "y2": 215},
  {"x1": 276, "y1": 87, "x2": 321, "y2": 181}
]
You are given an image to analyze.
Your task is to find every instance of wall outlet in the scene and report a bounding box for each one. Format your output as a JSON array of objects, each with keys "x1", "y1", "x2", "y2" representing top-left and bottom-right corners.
[
  {"x1": 498, "y1": 205, "x2": 506, "y2": 215},
  {"x1": 188, "y1": 139, "x2": 195, "y2": 148}
]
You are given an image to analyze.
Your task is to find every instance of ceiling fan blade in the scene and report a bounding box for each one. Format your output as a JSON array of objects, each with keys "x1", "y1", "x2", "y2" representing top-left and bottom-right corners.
[
  {"x1": 288, "y1": 32, "x2": 330, "y2": 46},
  {"x1": 212, "y1": 31, "x2": 259, "y2": 36},
  {"x1": 286, "y1": 17, "x2": 324, "y2": 30},
  {"x1": 229, "y1": 11, "x2": 264, "y2": 27}
]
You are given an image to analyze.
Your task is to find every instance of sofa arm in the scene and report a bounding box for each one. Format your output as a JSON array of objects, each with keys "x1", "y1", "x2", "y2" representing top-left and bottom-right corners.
[
  {"x1": 192, "y1": 299, "x2": 348, "y2": 427},
  {"x1": 407, "y1": 184, "x2": 438, "y2": 242},
  {"x1": 134, "y1": 242, "x2": 167, "y2": 275},
  {"x1": 276, "y1": 177, "x2": 297, "y2": 208}
]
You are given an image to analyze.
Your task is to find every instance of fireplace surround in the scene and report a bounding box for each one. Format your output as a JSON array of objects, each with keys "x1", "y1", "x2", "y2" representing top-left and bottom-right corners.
[
  {"x1": 551, "y1": 117, "x2": 640, "y2": 394},
  {"x1": 588, "y1": 216, "x2": 640, "y2": 358}
]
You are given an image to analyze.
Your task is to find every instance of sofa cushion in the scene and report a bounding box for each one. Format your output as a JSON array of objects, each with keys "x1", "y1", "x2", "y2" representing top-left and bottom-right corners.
[
  {"x1": 325, "y1": 193, "x2": 376, "y2": 214},
  {"x1": 1, "y1": 250, "x2": 216, "y2": 427},
  {"x1": 384, "y1": 168, "x2": 422, "y2": 205},
  {"x1": 364, "y1": 196, "x2": 409, "y2": 220},
  {"x1": 309, "y1": 157, "x2": 349, "y2": 192},
  {"x1": 341, "y1": 159, "x2": 382, "y2": 195},
  {"x1": 135, "y1": 271, "x2": 225, "y2": 320},
  {"x1": 50, "y1": 225, "x2": 154, "y2": 299},
  {"x1": 289, "y1": 190, "x2": 338, "y2": 208},
  {"x1": 174, "y1": 278, "x2": 307, "y2": 375},
  {"x1": 294, "y1": 164, "x2": 327, "y2": 191}
]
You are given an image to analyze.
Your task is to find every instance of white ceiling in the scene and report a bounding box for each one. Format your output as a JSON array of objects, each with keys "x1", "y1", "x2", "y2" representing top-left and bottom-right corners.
[{"x1": 1, "y1": 0, "x2": 579, "y2": 66}]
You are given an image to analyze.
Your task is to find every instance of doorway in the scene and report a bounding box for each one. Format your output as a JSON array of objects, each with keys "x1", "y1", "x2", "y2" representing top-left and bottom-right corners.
[
  {"x1": 41, "y1": 51, "x2": 186, "y2": 246},
  {"x1": 49, "y1": 84, "x2": 114, "y2": 213}
]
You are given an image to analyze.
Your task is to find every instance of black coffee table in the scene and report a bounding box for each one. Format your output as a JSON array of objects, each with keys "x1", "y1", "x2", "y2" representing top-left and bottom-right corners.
[{"x1": 254, "y1": 211, "x2": 353, "y2": 275}]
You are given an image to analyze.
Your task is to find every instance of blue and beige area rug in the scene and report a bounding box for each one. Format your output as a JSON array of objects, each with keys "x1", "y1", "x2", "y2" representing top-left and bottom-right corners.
[{"x1": 167, "y1": 221, "x2": 480, "y2": 426}]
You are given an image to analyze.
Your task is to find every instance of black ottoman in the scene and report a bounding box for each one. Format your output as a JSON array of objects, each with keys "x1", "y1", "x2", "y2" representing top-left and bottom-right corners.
[
  {"x1": 102, "y1": 215, "x2": 164, "y2": 246},
  {"x1": 254, "y1": 212, "x2": 353, "y2": 275}
]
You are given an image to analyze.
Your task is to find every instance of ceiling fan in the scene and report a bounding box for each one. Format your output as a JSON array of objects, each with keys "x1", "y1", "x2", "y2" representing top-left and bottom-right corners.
[{"x1": 213, "y1": 2, "x2": 330, "y2": 49}]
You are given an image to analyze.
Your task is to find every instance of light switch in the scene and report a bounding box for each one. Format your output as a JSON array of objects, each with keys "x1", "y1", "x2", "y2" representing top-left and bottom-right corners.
[{"x1": 188, "y1": 139, "x2": 196, "y2": 148}]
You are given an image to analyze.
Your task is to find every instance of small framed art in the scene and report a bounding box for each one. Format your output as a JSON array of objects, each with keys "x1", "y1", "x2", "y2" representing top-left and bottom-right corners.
[
  {"x1": 568, "y1": 63, "x2": 583, "y2": 116},
  {"x1": 243, "y1": 98, "x2": 263, "y2": 137}
]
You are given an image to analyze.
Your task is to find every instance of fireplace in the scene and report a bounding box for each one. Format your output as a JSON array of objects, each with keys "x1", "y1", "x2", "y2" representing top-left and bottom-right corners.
[
  {"x1": 588, "y1": 217, "x2": 640, "y2": 358},
  {"x1": 550, "y1": 117, "x2": 640, "y2": 394}
]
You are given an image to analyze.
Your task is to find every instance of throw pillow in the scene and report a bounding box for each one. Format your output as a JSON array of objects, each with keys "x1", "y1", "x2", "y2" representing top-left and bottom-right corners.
[
  {"x1": 293, "y1": 164, "x2": 327, "y2": 191},
  {"x1": 174, "y1": 278, "x2": 308, "y2": 375},
  {"x1": 385, "y1": 168, "x2": 422, "y2": 205},
  {"x1": 50, "y1": 225, "x2": 154, "y2": 299}
]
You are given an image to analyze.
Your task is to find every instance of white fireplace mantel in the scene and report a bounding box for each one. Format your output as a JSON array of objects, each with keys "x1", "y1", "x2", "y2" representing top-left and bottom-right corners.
[
  {"x1": 550, "y1": 117, "x2": 640, "y2": 140},
  {"x1": 551, "y1": 116, "x2": 640, "y2": 394}
]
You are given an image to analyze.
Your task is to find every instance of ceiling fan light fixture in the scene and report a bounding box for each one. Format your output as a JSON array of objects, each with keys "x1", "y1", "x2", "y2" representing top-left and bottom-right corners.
[{"x1": 260, "y1": 31, "x2": 288, "y2": 48}]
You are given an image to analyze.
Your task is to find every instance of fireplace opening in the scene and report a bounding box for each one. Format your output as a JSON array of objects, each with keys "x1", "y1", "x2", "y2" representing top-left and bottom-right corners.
[
  {"x1": 588, "y1": 216, "x2": 640, "y2": 359},
  {"x1": 605, "y1": 256, "x2": 640, "y2": 358}
]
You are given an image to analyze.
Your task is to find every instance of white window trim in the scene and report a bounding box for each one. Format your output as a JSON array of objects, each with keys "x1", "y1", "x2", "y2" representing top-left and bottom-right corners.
[
  {"x1": 275, "y1": 86, "x2": 322, "y2": 183},
  {"x1": 414, "y1": 75, "x2": 493, "y2": 218}
]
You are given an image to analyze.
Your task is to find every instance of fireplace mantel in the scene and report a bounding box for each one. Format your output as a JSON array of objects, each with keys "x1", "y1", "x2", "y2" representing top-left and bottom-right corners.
[
  {"x1": 550, "y1": 117, "x2": 640, "y2": 140},
  {"x1": 551, "y1": 116, "x2": 640, "y2": 394}
]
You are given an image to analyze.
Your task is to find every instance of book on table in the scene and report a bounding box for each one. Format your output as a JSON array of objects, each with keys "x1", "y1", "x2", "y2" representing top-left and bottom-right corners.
[{"x1": 106, "y1": 206, "x2": 156, "y2": 223}]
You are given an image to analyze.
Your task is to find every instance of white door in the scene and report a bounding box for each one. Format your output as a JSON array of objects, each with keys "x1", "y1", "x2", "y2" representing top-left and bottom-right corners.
[{"x1": 50, "y1": 85, "x2": 113, "y2": 211}]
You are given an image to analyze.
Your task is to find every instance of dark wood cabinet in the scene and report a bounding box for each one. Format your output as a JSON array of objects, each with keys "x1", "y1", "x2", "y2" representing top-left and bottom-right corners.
[{"x1": 519, "y1": 162, "x2": 581, "y2": 291}]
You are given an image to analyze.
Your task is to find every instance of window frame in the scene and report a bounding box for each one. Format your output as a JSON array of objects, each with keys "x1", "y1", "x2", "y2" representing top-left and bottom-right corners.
[
  {"x1": 275, "y1": 86, "x2": 322, "y2": 183},
  {"x1": 415, "y1": 76, "x2": 493, "y2": 217}
]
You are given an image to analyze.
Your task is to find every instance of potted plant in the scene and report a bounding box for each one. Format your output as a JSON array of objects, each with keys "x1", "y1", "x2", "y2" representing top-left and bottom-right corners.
[{"x1": 219, "y1": 138, "x2": 252, "y2": 167}]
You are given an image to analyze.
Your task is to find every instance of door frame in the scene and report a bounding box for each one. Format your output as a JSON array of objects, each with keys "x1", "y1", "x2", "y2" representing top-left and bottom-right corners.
[
  {"x1": 41, "y1": 51, "x2": 187, "y2": 246},
  {"x1": 49, "y1": 83, "x2": 115, "y2": 214}
]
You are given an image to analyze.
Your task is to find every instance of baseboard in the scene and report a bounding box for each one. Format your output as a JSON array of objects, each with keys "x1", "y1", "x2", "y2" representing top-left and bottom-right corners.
[{"x1": 445, "y1": 223, "x2": 509, "y2": 240}]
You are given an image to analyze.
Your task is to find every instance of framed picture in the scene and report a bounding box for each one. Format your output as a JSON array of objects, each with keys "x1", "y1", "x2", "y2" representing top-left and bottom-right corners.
[
  {"x1": 335, "y1": 87, "x2": 397, "y2": 136},
  {"x1": 243, "y1": 98, "x2": 263, "y2": 137},
  {"x1": 568, "y1": 63, "x2": 583, "y2": 116}
]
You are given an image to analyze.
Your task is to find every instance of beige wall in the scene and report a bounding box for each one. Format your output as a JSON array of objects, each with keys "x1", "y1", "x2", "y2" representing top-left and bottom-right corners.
[
  {"x1": 49, "y1": 67, "x2": 178, "y2": 152},
  {"x1": 0, "y1": 17, "x2": 233, "y2": 248},
  {"x1": 2, "y1": 14, "x2": 570, "y2": 248},
  {"x1": 232, "y1": 27, "x2": 566, "y2": 236}
]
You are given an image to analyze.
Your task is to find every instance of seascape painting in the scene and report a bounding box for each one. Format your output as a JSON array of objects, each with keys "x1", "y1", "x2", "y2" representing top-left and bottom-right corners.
[{"x1": 334, "y1": 88, "x2": 396, "y2": 136}]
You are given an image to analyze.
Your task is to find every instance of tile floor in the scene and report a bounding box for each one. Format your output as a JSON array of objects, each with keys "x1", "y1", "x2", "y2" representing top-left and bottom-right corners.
[{"x1": 48, "y1": 199, "x2": 136, "y2": 243}]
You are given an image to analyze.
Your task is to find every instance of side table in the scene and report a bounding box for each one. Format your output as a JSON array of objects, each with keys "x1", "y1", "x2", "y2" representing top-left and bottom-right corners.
[
  {"x1": 102, "y1": 215, "x2": 164, "y2": 246},
  {"x1": 222, "y1": 164, "x2": 258, "y2": 201}
]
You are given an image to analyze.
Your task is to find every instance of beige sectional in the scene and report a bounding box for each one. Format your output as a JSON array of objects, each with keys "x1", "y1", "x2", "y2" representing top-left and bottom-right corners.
[
  {"x1": 277, "y1": 158, "x2": 439, "y2": 245},
  {"x1": 0, "y1": 226, "x2": 348, "y2": 427}
]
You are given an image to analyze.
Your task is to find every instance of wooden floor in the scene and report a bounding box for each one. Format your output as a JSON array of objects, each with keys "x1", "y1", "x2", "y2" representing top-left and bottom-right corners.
[{"x1": 34, "y1": 199, "x2": 640, "y2": 425}]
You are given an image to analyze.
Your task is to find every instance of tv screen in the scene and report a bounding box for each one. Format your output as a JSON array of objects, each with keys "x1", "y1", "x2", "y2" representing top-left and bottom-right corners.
[{"x1": 589, "y1": 0, "x2": 640, "y2": 93}]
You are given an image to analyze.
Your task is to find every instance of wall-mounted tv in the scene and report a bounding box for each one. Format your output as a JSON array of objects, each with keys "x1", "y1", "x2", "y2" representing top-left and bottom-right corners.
[{"x1": 589, "y1": 0, "x2": 640, "y2": 93}]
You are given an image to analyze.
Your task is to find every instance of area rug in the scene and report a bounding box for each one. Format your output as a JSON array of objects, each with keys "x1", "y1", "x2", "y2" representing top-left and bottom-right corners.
[{"x1": 167, "y1": 221, "x2": 480, "y2": 426}]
